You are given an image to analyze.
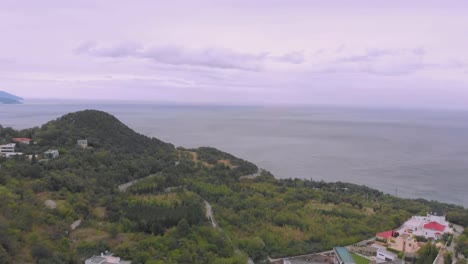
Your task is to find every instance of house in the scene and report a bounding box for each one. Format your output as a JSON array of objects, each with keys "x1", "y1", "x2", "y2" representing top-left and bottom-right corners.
[
  {"x1": 0, "y1": 143, "x2": 16, "y2": 154},
  {"x1": 84, "y1": 252, "x2": 131, "y2": 264},
  {"x1": 44, "y1": 149, "x2": 59, "y2": 159},
  {"x1": 388, "y1": 233, "x2": 420, "y2": 254},
  {"x1": 422, "y1": 221, "x2": 446, "y2": 240},
  {"x1": 375, "y1": 246, "x2": 397, "y2": 262},
  {"x1": 390, "y1": 213, "x2": 452, "y2": 241},
  {"x1": 0, "y1": 143, "x2": 22, "y2": 158},
  {"x1": 376, "y1": 230, "x2": 395, "y2": 242},
  {"x1": 334, "y1": 247, "x2": 356, "y2": 264},
  {"x1": 77, "y1": 139, "x2": 88, "y2": 148},
  {"x1": 12, "y1": 138, "x2": 32, "y2": 144},
  {"x1": 3, "y1": 152, "x2": 23, "y2": 158}
]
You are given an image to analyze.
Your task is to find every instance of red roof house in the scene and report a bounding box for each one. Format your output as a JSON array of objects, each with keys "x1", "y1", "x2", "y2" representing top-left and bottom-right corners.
[
  {"x1": 377, "y1": 230, "x2": 394, "y2": 239},
  {"x1": 424, "y1": 221, "x2": 446, "y2": 232},
  {"x1": 12, "y1": 138, "x2": 32, "y2": 144}
]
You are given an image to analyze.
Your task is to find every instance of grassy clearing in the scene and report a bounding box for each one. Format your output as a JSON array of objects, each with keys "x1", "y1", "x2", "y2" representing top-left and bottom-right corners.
[{"x1": 351, "y1": 252, "x2": 370, "y2": 264}]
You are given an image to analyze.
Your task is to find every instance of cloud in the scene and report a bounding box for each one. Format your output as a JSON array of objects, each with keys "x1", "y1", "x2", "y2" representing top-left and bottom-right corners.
[
  {"x1": 273, "y1": 51, "x2": 305, "y2": 64},
  {"x1": 75, "y1": 42, "x2": 307, "y2": 71},
  {"x1": 143, "y1": 46, "x2": 268, "y2": 71},
  {"x1": 74, "y1": 41, "x2": 142, "y2": 58},
  {"x1": 342, "y1": 48, "x2": 467, "y2": 76},
  {"x1": 75, "y1": 42, "x2": 271, "y2": 70},
  {"x1": 337, "y1": 49, "x2": 396, "y2": 62},
  {"x1": 75, "y1": 42, "x2": 466, "y2": 77},
  {"x1": 320, "y1": 48, "x2": 427, "y2": 75},
  {"x1": 0, "y1": 57, "x2": 14, "y2": 65}
]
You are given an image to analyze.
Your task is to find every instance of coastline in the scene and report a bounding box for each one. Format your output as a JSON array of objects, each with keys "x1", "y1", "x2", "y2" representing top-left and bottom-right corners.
[{"x1": 1, "y1": 102, "x2": 467, "y2": 207}]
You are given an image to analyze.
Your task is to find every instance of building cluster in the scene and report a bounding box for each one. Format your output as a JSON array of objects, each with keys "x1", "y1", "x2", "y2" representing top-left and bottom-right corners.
[
  {"x1": 0, "y1": 138, "x2": 34, "y2": 157},
  {"x1": 1, "y1": 139, "x2": 88, "y2": 160},
  {"x1": 376, "y1": 213, "x2": 453, "y2": 254}
]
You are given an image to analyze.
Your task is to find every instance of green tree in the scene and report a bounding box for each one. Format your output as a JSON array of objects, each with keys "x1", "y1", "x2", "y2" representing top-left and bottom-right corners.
[
  {"x1": 416, "y1": 243, "x2": 438, "y2": 264},
  {"x1": 444, "y1": 252, "x2": 453, "y2": 264},
  {"x1": 0, "y1": 245, "x2": 9, "y2": 264}
]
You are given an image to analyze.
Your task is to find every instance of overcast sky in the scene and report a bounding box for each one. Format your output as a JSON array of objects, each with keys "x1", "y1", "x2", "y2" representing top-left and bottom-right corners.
[{"x1": 1, "y1": 0, "x2": 468, "y2": 108}]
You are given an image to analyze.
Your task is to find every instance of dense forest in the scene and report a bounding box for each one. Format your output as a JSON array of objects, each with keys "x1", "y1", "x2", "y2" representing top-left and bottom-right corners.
[{"x1": 0, "y1": 110, "x2": 467, "y2": 264}]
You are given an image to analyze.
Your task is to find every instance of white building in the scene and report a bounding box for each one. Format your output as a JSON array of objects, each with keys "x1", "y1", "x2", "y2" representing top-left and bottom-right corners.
[
  {"x1": 3, "y1": 152, "x2": 23, "y2": 158},
  {"x1": 77, "y1": 139, "x2": 88, "y2": 148},
  {"x1": 85, "y1": 253, "x2": 131, "y2": 264},
  {"x1": 0, "y1": 143, "x2": 22, "y2": 158},
  {"x1": 44, "y1": 149, "x2": 59, "y2": 159},
  {"x1": 0, "y1": 143, "x2": 16, "y2": 154},
  {"x1": 396, "y1": 213, "x2": 452, "y2": 240},
  {"x1": 375, "y1": 246, "x2": 397, "y2": 262}
]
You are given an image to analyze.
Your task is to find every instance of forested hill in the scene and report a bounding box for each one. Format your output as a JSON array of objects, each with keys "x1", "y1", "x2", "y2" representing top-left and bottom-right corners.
[{"x1": 35, "y1": 110, "x2": 175, "y2": 157}]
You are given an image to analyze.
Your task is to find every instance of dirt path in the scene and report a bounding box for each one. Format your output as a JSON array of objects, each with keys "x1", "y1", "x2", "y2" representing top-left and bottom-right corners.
[
  {"x1": 204, "y1": 200, "x2": 217, "y2": 229},
  {"x1": 118, "y1": 173, "x2": 159, "y2": 192},
  {"x1": 239, "y1": 169, "x2": 263, "y2": 180}
]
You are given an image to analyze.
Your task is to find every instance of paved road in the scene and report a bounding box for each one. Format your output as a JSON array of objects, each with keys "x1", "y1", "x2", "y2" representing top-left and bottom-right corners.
[
  {"x1": 434, "y1": 224, "x2": 465, "y2": 264},
  {"x1": 434, "y1": 249, "x2": 446, "y2": 264},
  {"x1": 452, "y1": 224, "x2": 466, "y2": 263}
]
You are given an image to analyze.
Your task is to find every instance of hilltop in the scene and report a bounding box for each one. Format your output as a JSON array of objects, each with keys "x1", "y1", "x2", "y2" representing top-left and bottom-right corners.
[
  {"x1": 35, "y1": 110, "x2": 175, "y2": 156},
  {"x1": 0, "y1": 91, "x2": 23, "y2": 104},
  {"x1": 0, "y1": 110, "x2": 467, "y2": 264}
]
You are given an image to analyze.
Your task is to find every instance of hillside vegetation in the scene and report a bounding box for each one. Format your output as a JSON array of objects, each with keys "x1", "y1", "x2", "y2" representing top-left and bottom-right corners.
[{"x1": 0, "y1": 110, "x2": 467, "y2": 264}]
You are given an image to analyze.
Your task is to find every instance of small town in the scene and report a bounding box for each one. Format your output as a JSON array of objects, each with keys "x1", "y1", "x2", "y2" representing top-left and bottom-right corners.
[
  {"x1": 1, "y1": 137, "x2": 92, "y2": 161},
  {"x1": 0, "y1": 137, "x2": 61, "y2": 160}
]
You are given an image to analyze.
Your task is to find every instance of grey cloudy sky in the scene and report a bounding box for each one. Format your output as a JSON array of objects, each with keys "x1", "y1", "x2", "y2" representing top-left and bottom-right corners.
[{"x1": 1, "y1": 0, "x2": 468, "y2": 108}]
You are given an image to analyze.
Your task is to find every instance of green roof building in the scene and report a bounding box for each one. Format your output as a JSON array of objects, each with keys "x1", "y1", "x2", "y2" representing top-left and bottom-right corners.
[{"x1": 334, "y1": 247, "x2": 356, "y2": 264}]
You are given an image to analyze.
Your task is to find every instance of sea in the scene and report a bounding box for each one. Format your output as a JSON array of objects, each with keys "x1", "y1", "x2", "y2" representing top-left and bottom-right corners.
[{"x1": 1, "y1": 100, "x2": 467, "y2": 207}]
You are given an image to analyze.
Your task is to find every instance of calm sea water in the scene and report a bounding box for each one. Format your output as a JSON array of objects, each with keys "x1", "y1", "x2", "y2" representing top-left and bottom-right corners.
[{"x1": 1, "y1": 100, "x2": 467, "y2": 207}]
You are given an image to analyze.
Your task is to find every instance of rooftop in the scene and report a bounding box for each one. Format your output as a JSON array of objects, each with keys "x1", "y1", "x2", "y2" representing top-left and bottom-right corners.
[
  {"x1": 377, "y1": 230, "x2": 394, "y2": 238},
  {"x1": 400, "y1": 233, "x2": 411, "y2": 239},
  {"x1": 0, "y1": 143, "x2": 16, "y2": 148},
  {"x1": 424, "y1": 221, "x2": 446, "y2": 232},
  {"x1": 12, "y1": 137, "x2": 32, "y2": 142},
  {"x1": 377, "y1": 248, "x2": 397, "y2": 257},
  {"x1": 405, "y1": 218, "x2": 423, "y2": 227},
  {"x1": 334, "y1": 247, "x2": 356, "y2": 264},
  {"x1": 88, "y1": 256, "x2": 106, "y2": 263}
]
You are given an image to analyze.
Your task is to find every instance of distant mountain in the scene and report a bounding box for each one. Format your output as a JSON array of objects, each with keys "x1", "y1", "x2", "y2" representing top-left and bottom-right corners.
[{"x1": 0, "y1": 90, "x2": 23, "y2": 104}]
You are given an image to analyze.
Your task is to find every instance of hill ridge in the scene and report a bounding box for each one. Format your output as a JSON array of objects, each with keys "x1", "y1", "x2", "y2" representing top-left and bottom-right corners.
[{"x1": 0, "y1": 90, "x2": 23, "y2": 104}]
